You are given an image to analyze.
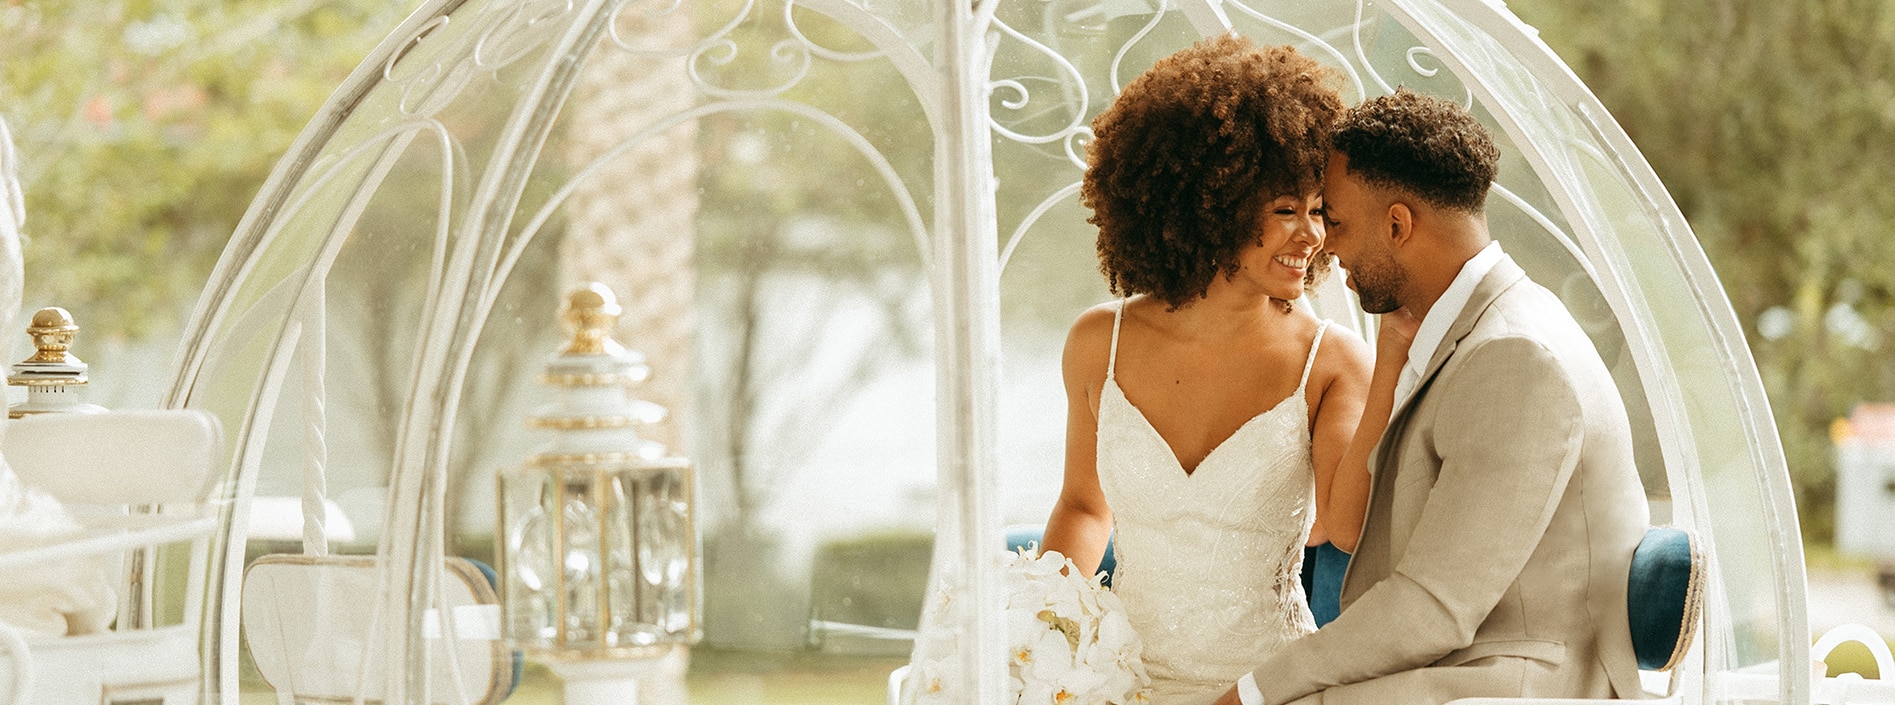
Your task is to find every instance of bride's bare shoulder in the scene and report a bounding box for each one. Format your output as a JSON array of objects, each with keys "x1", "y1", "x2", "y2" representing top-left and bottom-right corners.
[
  {"x1": 1311, "y1": 321, "x2": 1372, "y2": 389},
  {"x1": 1062, "y1": 300, "x2": 1125, "y2": 383}
]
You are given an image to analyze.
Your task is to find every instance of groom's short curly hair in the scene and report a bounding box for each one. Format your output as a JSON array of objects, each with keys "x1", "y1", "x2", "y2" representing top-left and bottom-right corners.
[
  {"x1": 1331, "y1": 88, "x2": 1500, "y2": 213},
  {"x1": 1083, "y1": 35, "x2": 1342, "y2": 309}
]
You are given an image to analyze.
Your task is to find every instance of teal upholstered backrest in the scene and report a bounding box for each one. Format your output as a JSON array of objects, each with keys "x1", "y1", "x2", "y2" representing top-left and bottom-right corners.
[
  {"x1": 1005, "y1": 525, "x2": 1115, "y2": 588},
  {"x1": 1627, "y1": 527, "x2": 1705, "y2": 671}
]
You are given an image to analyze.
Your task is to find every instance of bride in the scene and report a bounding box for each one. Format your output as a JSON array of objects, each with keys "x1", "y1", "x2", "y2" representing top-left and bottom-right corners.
[{"x1": 1039, "y1": 37, "x2": 1384, "y2": 705}]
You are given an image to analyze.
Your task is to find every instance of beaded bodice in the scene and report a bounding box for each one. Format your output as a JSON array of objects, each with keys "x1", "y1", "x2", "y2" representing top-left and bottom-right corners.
[{"x1": 1096, "y1": 303, "x2": 1323, "y2": 704}]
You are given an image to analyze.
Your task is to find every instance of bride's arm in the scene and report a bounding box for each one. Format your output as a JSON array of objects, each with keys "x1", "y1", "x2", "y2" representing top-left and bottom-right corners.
[
  {"x1": 1308, "y1": 326, "x2": 1370, "y2": 549},
  {"x1": 1040, "y1": 306, "x2": 1116, "y2": 577},
  {"x1": 1318, "y1": 310, "x2": 1416, "y2": 554}
]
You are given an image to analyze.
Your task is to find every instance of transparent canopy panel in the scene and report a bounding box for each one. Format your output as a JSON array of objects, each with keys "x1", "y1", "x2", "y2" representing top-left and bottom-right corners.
[{"x1": 160, "y1": 0, "x2": 1803, "y2": 703}]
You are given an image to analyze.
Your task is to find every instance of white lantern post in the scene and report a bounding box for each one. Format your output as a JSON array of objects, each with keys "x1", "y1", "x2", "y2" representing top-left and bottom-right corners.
[{"x1": 496, "y1": 283, "x2": 698, "y2": 705}]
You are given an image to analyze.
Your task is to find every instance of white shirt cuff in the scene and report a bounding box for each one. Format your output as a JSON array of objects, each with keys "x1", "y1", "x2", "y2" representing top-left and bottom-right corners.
[{"x1": 1237, "y1": 672, "x2": 1264, "y2": 705}]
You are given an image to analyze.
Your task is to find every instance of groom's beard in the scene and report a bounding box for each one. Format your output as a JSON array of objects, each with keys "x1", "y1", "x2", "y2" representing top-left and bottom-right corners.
[{"x1": 1346, "y1": 253, "x2": 1407, "y2": 315}]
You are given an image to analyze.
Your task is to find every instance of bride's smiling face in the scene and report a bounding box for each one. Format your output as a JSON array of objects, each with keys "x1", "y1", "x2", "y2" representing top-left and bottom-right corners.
[{"x1": 1232, "y1": 192, "x2": 1325, "y2": 301}]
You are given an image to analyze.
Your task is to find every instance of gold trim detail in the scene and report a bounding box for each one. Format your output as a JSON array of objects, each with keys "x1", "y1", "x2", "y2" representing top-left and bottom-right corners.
[
  {"x1": 536, "y1": 371, "x2": 645, "y2": 387},
  {"x1": 525, "y1": 643, "x2": 682, "y2": 662},
  {"x1": 6, "y1": 374, "x2": 88, "y2": 387},
  {"x1": 518, "y1": 454, "x2": 692, "y2": 469},
  {"x1": 524, "y1": 415, "x2": 639, "y2": 431}
]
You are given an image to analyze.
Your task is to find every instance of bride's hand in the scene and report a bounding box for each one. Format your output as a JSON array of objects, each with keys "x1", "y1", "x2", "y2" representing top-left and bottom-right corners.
[{"x1": 1376, "y1": 307, "x2": 1419, "y2": 367}]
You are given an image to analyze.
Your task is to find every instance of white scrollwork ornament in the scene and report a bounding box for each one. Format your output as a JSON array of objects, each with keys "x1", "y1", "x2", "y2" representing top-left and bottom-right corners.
[
  {"x1": 688, "y1": 37, "x2": 815, "y2": 99},
  {"x1": 384, "y1": 15, "x2": 470, "y2": 117},
  {"x1": 607, "y1": 0, "x2": 752, "y2": 59},
  {"x1": 783, "y1": 1, "x2": 886, "y2": 62},
  {"x1": 1225, "y1": 0, "x2": 1368, "y2": 104},
  {"x1": 382, "y1": 0, "x2": 580, "y2": 117},
  {"x1": 1108, "y1": 6, "x2": 1167, "y2": 96},
  {"x1": 986, "y1": 16, "x2": 1091, "y2": 159},
  {"x1": 472, "y1": 0, "x2": 577, "y2": 71},
  {"x1": 1344, "y1": 0, "x2": 1473, "y2": 106}
]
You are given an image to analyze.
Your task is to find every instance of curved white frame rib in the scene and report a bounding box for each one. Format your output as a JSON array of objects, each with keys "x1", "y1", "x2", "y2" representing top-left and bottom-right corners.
[
  {"x1": 931, "y1": 1, "x2": 1006, "y2": 700},
  {"x1": 495, "y1": 98, "x2": 935, "y2": 298},
  {"x1": 160, "y1": 0, "x2": 578, "y2": 698},
  {"x1": 163, "y1": 1, "x2": 1804, "y2": 703},
  {"x1": 167, "y1": 0, "x2": 954, "y2": 701},
  {"x1": 1378, "y1": 2, "x2": 1806, "y2": 703}
]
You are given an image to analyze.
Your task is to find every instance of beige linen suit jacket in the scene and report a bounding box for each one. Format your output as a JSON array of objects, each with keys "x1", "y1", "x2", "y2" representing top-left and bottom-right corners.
[{"x1": 1250, "y1": 255, "x2": 1649, "y2": 704}]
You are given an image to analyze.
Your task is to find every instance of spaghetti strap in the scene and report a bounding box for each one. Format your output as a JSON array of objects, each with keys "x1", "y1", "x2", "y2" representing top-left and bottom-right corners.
[
  {"x1": 1107, "y1": 299, "x2": 1126, "y2": 379},
  {"x1": 1296, "y1": 320, "x2": 1330, "y2": 393}
]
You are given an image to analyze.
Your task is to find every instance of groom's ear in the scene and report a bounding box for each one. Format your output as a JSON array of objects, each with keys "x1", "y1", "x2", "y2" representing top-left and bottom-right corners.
[{"x1": 1386, "y1": 202, "x2": 1416, "y2": 248}]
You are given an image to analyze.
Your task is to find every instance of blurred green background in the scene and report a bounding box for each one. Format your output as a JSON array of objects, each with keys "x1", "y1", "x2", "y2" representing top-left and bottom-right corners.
[{"x1": 7, "y1": 0, "x2": 1892, "y2": 547}]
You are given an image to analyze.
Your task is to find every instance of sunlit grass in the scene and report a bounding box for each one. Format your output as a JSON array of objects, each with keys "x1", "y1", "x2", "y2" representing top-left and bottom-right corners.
[
  {"x1": 1821, "y1": 637, "x2": 1890, "y2": 680},
  {"x1": 239, "y1": 649, "x2": 907, "y2": 704},
  {"x1": 685, "y1": 649, "x2": 904, "y2": 705}
]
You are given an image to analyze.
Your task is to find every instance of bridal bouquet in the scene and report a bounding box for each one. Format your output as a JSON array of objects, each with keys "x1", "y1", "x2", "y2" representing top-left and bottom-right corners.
[
  {"x1": 1004, "y1": 548, "x2": 1152, "y2": 704},
  {"x1": 910, "y1": 548, "x2": 1151, "y2": 705}
]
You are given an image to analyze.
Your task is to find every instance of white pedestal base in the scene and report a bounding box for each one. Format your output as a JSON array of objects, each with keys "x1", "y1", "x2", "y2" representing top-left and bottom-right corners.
[{"x1": 549, "y1": 655, "x2": 689, "y2": 705}]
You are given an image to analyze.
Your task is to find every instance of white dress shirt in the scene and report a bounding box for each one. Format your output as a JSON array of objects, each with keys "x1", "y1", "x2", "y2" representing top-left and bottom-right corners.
[
  {"x1": 1235, "y1": 242, "x2": 1503, "y2": 705},
  {"x1": 1392, "y1": 241, "x2": 1504, "y2": 417}
]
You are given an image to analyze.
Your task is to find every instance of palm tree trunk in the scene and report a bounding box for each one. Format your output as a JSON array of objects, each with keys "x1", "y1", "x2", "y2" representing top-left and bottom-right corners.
[
  {"x1": 560, "y1": 11, "x2": 701, "y2": 701},
  {"x1": 561, "y1": 12, "x2": 700, "y2": 455}
]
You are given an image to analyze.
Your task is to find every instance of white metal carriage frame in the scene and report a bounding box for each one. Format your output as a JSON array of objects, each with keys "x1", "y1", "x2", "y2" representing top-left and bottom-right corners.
[{"x1": 151, "y1": 0, "x2": 1846, "y2": 703}]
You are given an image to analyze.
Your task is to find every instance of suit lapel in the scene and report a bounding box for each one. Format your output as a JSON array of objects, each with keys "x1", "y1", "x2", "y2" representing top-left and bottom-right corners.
[
  {"x1": 1362, "y1": 256, "x2": 1527, "y2": 478},
  {"x1": 1343, "y1": 255, "x2": 1529, "y2": 602},
  {"x1": 1382, "y1": 256, "x2": 1528, "y2": 428}
]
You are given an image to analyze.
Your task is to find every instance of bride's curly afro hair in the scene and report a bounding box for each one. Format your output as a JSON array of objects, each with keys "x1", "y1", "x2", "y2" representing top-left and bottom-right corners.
[{"x1": 1083, "y1": 36, "x2": 1342, "y2": 309}]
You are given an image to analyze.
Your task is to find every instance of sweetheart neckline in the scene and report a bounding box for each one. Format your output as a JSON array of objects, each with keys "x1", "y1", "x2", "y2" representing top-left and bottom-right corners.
[{"x1": 1104, "y1": 377, "x2": 1307, "y2": 478}]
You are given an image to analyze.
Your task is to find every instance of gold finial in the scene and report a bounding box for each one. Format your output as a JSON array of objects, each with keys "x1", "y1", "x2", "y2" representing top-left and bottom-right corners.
[
  {"x1": 24, "y1": 306, "x2": 80, "y2": 365},
  {"x1": 560, "y1": 283, "x2": 624, "y2": 356},
  {"x1": 9, "y1": 306, "x2": 104, "y2": 417}
]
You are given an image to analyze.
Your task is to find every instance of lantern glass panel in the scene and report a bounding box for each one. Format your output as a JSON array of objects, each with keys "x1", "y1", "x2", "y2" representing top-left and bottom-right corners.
[{"x1": 500, "y1": 459, "x2": 696, "y2": 658}]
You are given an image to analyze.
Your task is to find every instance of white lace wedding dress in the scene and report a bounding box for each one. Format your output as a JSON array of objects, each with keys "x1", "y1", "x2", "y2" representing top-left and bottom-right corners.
[{"x1": 1097, "y1": 303, "x2": 1324, "y2": 705}]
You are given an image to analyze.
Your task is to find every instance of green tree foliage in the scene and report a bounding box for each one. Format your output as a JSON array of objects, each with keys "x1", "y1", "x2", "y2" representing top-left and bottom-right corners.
[
  {"x1": 1508, "y1": 0, "x2": 1895, "y2": 542},
  {"x1": 0, "y1": 0, "x2": 404, "y2": 338}
]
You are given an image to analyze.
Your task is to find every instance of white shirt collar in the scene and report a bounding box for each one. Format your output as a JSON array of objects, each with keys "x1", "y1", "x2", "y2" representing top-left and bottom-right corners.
[{"x1": 1393, "y1": 241, "x2": 1504, "y2": 413}]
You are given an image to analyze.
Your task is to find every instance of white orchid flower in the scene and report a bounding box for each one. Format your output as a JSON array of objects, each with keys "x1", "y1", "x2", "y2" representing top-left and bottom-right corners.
[
  {"x1": 998, "y1": 544, "x2": 1149, "y2": 705},
  {"x1": 1026, "y1": 627, "x2": 1076, "y2": 682},
  {"x1": 1007, "y1": 605, "x2": 1048, "y2": 652},
  {"x1": 1056, "y1": 664, "x2": 1109, "y2": 704},
  {"x1": 912, "y1": 657, "x2": 958, "y2": 704},
  {"x1": 1092, "y1": 609, "x2": 1136, "y2": 659}
]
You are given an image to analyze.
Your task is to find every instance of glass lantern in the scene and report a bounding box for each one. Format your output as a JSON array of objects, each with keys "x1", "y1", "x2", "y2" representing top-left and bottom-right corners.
[{"x1": 497, "y1": 283, "x2": 697, "y2": 663}]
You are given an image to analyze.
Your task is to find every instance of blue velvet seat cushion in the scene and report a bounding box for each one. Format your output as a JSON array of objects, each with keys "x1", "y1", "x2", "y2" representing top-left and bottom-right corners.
[
  {"x1": 1300, "y1": 542, "x2": 1349, "y2": 627},
  {"x1": 466, "y1": 558, "x2": 524, "y2": 695},
  {"x1": 1626, "y1": 527, "x2": 1704, "y2": 671},
  {"x1": 1006, "y1": 525, "x2": 1114, "y2": 588}
]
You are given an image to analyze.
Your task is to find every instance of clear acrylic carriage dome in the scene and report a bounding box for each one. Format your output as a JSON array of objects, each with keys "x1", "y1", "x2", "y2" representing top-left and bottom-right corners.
[{"x1": 155, "y1": 0, "x2": 1805, "y2": 702}]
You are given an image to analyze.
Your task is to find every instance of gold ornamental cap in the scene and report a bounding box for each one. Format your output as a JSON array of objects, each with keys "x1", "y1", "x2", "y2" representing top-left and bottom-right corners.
[
  {"x1": 24, "y1": 306, "x2": 80, "y2": 365},
  {"x1": 560, "y1": 283, "x2": 625, "y2": 356},
  {"x1": 9, "y1": 306, "x2": 101, "y2": 414}
]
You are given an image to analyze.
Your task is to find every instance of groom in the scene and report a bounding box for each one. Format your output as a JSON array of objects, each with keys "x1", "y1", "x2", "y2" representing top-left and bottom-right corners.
[{"x1": 1215, "y1": 90, "x2": 1649, "y2": 705}]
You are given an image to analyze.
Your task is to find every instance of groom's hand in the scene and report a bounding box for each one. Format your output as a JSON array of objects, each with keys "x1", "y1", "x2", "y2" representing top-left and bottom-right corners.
[{"x1": 1211, "y1": 685, "x2": 1246, "y2": 705}]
